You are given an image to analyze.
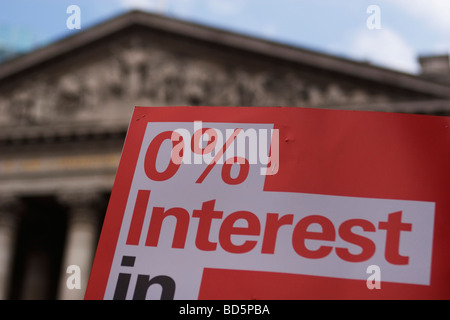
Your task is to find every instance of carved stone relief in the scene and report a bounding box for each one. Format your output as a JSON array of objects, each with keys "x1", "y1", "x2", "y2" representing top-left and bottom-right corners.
[{"x1": 0, "y1": 37, "x2": 393, "y2": 126}]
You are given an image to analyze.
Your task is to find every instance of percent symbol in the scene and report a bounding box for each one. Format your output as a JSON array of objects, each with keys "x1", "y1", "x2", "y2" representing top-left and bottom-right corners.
[
  {"x1": 195, "y1": 128, "x2": 250, "y2": 185},
  {"x1": 144, "y1": 127, "x2": 250, "y2": 185}
]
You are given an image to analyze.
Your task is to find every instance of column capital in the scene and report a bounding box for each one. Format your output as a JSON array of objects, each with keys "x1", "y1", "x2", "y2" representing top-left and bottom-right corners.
[
  {"x1": 57, "y1": 190, "x2": 107, "y2": 224},
  {"x1": 58, "y1": 190, "x2": 102, "y2": 207},
  {"x1": 0, "y1": 194, "x2": 22, "y2": 211},
  {"x1": 0, "y1": 195, "x2": 24, "y2": 227}
]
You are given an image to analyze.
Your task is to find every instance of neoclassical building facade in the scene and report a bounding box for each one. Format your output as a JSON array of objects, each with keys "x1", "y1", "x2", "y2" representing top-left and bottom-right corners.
[{"x1": 0, "y1": 10, "x2": 449, "y2": 299}]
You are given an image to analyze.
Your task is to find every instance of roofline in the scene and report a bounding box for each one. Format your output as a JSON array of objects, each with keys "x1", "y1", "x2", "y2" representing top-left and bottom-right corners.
[
  {"x1": 418, "y1": 53, "x2": 450, "y2": 60},
  {"x1": 1, "y1": 10, "x2": 450, "y2": 98}
]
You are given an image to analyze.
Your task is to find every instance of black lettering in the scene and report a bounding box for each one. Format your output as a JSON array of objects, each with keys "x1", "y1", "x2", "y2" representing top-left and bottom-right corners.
[
  {"x1": 133, "y1": 274, "x2": 176, "y2": 300},
  {"x1": 113, "y1": 256, "x2": 136, "y2": 300}
]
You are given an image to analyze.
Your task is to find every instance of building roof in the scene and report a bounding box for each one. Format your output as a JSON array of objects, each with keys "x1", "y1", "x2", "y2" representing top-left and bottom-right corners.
[{"x1": 0, "y1": 10, "x2": 450, "y2": 99}]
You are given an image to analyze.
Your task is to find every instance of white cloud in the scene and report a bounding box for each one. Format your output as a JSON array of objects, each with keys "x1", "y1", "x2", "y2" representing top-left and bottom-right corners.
[
  {"x1": 392, "y1": 0, "x2": 450, "y2": 34},
  {"x1": 349, "y1": 27, "x2": 419, "y2": 74}
]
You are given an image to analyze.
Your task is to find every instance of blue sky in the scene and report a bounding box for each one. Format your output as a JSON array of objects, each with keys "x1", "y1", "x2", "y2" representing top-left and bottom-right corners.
[{"x1": 1, "y1": 0, "x2": 450, "y2": 74}]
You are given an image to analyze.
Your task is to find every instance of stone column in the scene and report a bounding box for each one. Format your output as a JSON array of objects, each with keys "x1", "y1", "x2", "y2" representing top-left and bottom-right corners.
[
  {"x1": 0, "y1": 196, "x2": 22, "y2": 300},
  {"x1": 57, "y1": 192, "x2": 104, "y2": 300}
]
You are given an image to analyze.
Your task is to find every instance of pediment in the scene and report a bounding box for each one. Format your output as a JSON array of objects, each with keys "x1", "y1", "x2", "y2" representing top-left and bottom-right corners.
[{"x1": 1, "y1": 10, "x2": 449, "y2": 132}]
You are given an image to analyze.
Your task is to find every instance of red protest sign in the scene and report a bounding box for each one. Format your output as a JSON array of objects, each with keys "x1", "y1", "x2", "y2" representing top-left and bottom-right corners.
[{"x1": 85, "y1": 106, "x2": 450, "y2": 299}]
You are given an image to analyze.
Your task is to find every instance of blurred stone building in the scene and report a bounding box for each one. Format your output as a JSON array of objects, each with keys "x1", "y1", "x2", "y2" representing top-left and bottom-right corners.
[{"x1": 0, "y1": 10, "x2": 449, "y2": 300}]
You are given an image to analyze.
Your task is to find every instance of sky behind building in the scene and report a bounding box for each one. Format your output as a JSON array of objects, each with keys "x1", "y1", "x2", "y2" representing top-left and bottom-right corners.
[{"x1": 0, "y1": 0, "x2": 449, "y2": 74}]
